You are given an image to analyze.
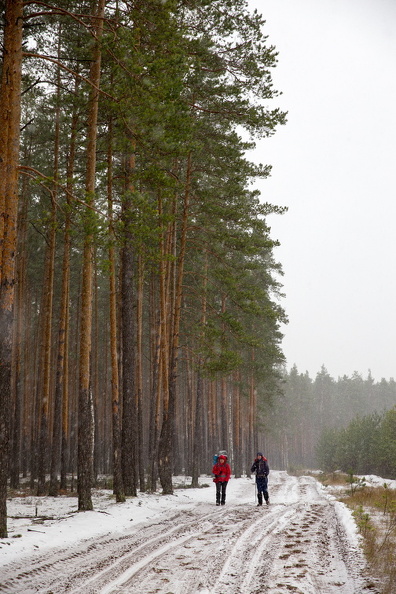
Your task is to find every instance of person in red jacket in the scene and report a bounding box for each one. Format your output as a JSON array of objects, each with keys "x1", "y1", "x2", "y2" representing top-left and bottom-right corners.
[{"x1": 212, "y1": 454, "x2": 231, "y2": 505}]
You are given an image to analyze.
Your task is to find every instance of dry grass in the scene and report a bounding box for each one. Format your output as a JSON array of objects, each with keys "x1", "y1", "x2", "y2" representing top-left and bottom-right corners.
[{"x1": 319, "y1": 473, "x2": 396, "y2": 593}]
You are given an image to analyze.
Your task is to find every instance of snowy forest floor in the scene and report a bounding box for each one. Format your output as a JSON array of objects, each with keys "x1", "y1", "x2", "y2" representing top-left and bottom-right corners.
[{"x1": 0, "y1": 471, "x2": 388, "y2": 593}]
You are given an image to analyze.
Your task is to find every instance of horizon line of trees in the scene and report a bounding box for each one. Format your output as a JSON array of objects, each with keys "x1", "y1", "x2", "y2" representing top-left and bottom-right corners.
[
  {"x1": 0, "y1": 0, "x2": 288, "y2": 537},
  {"x1": 261, "y1": 365, "x2": 396, "y2": 471}
]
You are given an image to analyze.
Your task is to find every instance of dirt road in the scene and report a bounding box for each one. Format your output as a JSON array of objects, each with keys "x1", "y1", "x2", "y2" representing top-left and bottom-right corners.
[{"x1": 0, "y1": 472, "x2": 379, "y2": 593}]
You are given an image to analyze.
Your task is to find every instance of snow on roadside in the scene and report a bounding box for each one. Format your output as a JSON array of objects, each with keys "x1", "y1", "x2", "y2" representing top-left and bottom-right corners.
[{"x1": 360, "y1": 475, "x2": 396, "y2": 489}]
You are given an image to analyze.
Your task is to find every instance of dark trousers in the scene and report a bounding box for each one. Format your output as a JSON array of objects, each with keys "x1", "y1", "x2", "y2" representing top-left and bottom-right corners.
[
  {"x1": 216, "y1": 481, "x2": 227, "y2": 504},
  {"x1": 256, "y1": 477, "x2": 268, "y2": 504}
]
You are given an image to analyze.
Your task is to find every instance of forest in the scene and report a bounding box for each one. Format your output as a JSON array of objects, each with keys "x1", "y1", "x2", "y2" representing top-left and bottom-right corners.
[
  {"x1": 267, "y1": 365, "x2": 396, "y2": 474},
  {"x1": 0, "y1": 0, "x2": 288, "y2": 537},
  {"x1": 316, "y1": 407, "x2": 396, "y2": 479}
]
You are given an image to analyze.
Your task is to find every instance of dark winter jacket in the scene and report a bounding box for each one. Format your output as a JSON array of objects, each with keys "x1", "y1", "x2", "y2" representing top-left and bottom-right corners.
[
  {"x1": 251, "y1": 457, "x2": 269, "y2": 478},
  {"x1": 212, "y1": 457, "x2": 231, "y2": 483}
]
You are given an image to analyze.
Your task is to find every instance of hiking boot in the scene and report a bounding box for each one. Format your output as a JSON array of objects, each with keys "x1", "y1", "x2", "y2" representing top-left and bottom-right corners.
[
  {"x1": 266, "y1": 499, "x2": 270, "y2": 505},
  {"x1": 257, "y1": 503, "x2": 262, "y2": 506},
  {"x1": 216, "y1": 502, "x2": 220, "y2": 506}
]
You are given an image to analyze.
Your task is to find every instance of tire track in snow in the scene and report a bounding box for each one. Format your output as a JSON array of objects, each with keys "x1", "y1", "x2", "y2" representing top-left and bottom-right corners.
[
  {"x1": 71, "y1": 512, "x2": 224, "y2": 594},
  {"x1": 212, "y1": 505, "x2": 296, "y2": 593}
]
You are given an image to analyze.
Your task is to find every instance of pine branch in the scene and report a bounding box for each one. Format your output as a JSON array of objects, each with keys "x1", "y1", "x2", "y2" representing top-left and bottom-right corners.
[{"x1": 23, "y1": 52, "x2": 116, "y2": 101}]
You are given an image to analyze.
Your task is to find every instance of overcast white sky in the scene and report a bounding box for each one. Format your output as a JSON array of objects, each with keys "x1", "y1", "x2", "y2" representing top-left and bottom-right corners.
[{"x1": 247, "y1": 0, "x2": 396, "y2": 381}]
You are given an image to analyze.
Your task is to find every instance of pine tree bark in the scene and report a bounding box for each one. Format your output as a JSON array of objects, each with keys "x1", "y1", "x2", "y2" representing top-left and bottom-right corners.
[
  {"x1": 48, "y1": 25, "x2": 63, "y2": 498},
  {"x1": 191, "y1": 365, "x2": 203, "y2": 487},
  {"x1": 233, "y1": 373, "x2": 242, "y2": 478},
  {"x1": 10, "y1": 183, "x2": 28, "y2": 490},
  {"x1": 220, "y1": 295, "x2": 228, "y2": 452},
  {"x1": 78, "y1": 0, "x2": 105, "y2": 511},
  {"x1": 37, "y1": 192, "x2": 56, "y2": 496},
  {"x1": 151, "y1": 194, "x2": 169, "y2": 491},
  {"x1": 247, "y1": 368, "x2": 254, "y2": 476},
  {"x1": 0, "y1": 0, "x2": 23, "y2": 539},
  {"x1": 220, "y1": 376, "x2": 228, "y2": 452},
  {"x1": 191, "y1": 251, "x2": 207, "y2": 487},
  {"x1": 159, "y1": 152, "x2": 192, "y2": 494},
  {"x1": 121, "y1": 154, "x2": 137, "y2": 498},
  {"x1": 53, "y1": 207, "x2": 71, "y2": 495},
  {"x1": 136, "y1": 254, "x2": 145, "y2": 491},
  {"x1": 248, "y1": 351, "x2": 258, "y2": 464},
  {"x1": 107, "y1": 118, "x2": 125, "y2": 502},
  {"x1": 148, "y1": 274, "x2": 161, "y2": 491},
  {"x1": 92, "y1": 260, "x2": 100, "y2": 482},
  {"x1": 208, "y1": 381, "x2": 216, "y2": 470},
  {"x1": 60, "y1": 74, "x2": 80, "y2": 492},
  {"x1": 157, "y1": 208, "x2": 174, "y2": 492},
  {"x1": 21, "y1": 292, "x2": 32, "y2": 480}
]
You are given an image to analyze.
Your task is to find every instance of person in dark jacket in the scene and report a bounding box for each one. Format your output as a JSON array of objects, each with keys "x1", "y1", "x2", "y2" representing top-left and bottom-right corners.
[
  {"x1": 212, "y1": 454, "x2": 231, "y2": 505},
  {"x1": 251, "y1": 452, "x2": 270, "y2": 506}
]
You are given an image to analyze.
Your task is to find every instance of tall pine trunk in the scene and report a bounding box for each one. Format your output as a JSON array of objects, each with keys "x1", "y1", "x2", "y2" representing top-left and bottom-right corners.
[
  {"x1": 247, "y1": 351, "x2": 257, "y2": 471},
  {"x1": 220, "y1": 296, "x2": 228, "y2": 452},
  {"x1": 60, "y1": 74, "x2": 80, "y2": 492},
  {"x1": 53, "y1": 206, "x2": 71, "y2": 495},
  {"x1": 233, "y1": 373, "x2": 242, "y2": 478},
  {"x1": 150, "y1": 194, "x2": 169, "y2": 491},
  {"x1": 148, "y1": 274, "x2": 161, "y2": 491},
  {"x1": 0, "y1": 0, "x2": 23, "y2": 538},
  {"x1": 159, "y1": 153, "x2": 192, "y2": 494},
  {"x1": 191, "y1": 251, "x2": 207, "y2": 487},
  {"x1": 136, "y1": 254, "x2": 145, "y2": 491},
  {"x1": 47, "y1": 24, "x2": 63, "y2": 498},
  {"x1": 121, "y1": 154, "x2": 137, "y2": 497},
  {"x1": 37, "y1": 192, "x2": 56, "y2": 496},
  {"x1": 107, "y1": 118, "x2": 125, "y2": 502},
  {"x1": 10, "y1": 182, "x2": 28, "y2": 489},
  {"x1": 77, "y1": 0, "x2": 105, "y2": 511},
  {"x1": 191, "y1": 365, "x2": 203, "y2": 487}
]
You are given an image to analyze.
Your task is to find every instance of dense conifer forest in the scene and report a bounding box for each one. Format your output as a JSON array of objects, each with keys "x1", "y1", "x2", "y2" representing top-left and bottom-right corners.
[
  {"x1": 268, "y1": 365, "x2": 396, "y2": 475},
  {"x1": 0, "y1": 0, "x2": 288, "y2": 536}
]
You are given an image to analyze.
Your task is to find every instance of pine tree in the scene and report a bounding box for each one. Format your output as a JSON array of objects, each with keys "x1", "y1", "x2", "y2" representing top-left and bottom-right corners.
[
  {"x1": 77, "y1": 0, "x2": 106, "y2": 512},
  {"x1": 0, "y1": 0, "x2": 24, "y2": 539}
]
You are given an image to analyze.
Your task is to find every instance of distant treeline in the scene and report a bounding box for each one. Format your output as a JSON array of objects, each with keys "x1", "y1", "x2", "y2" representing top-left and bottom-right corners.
[
  {"x1": 261, "y1": 365, "x2": 396, "y2": 471},
  {"x1": 316, "y1": 408, "x2": 396, "y2": 479}
]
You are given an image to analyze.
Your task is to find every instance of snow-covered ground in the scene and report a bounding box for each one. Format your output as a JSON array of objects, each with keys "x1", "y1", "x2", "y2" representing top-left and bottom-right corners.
[
  {"x1": 0, "y1": 471, "x2": 385, "y2": 593},
  {"x1": 359, "y1": 475, "x2": 396, "y2": 489}
]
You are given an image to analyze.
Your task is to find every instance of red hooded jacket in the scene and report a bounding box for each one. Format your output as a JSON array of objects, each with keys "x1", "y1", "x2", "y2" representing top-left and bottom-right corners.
[{"x1": 212, "y1": 455, "x2": 231, "y2": 483}]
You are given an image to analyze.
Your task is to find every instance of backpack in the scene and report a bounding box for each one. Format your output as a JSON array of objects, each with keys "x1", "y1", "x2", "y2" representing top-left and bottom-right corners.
[{"x1": 213, "y1": 450, "x2": 228, "y2": 465}]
